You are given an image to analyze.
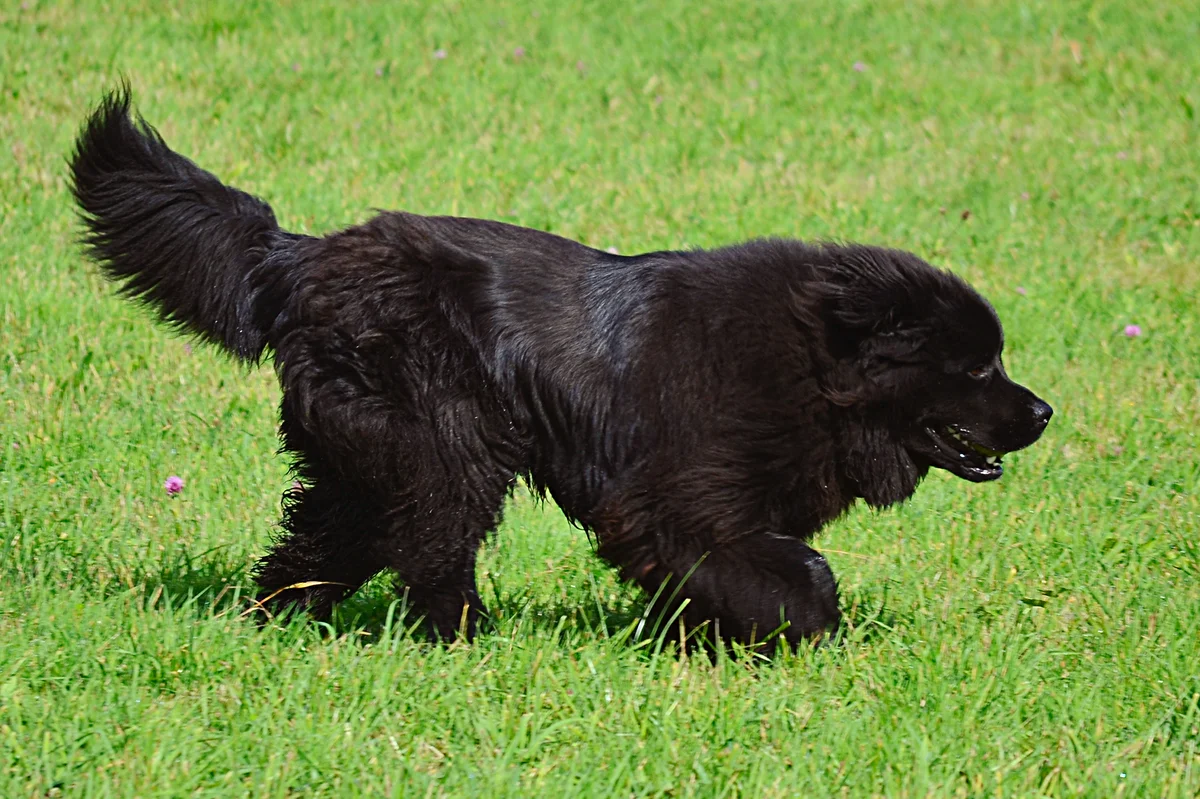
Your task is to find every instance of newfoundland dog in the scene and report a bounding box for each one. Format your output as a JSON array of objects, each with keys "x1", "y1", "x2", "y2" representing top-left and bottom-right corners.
[{"x1": 69, "y1": 89, "x2": 1051, "y2": 646}]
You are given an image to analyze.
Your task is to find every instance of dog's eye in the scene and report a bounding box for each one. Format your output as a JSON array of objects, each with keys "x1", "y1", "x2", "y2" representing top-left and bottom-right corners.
[{"x1": 967, "y1": 365, "x2": 992, "y2": 380}]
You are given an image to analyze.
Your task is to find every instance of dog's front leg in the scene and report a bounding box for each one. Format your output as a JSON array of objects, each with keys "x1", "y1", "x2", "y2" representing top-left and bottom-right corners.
[{"x1": 630, "y1": 532, "x2": 841, "y2": 648}]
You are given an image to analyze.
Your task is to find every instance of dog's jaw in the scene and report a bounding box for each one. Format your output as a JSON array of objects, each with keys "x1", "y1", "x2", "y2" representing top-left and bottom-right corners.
[
  {"x1": 921, "y1": 424, "x2": 1005, "y2": 482},
  {"x1": 843, "y1": 424, "x2": 929, "y2": 508}
]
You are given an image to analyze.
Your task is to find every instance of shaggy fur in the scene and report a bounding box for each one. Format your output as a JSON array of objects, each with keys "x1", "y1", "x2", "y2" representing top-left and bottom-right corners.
[{"x1": 70, "y1": 89, "x2": 1051, "y2": 646}]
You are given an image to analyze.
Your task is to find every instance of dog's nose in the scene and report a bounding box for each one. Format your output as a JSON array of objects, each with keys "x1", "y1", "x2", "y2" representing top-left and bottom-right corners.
[{"x1": 1031, "y1": 400, "x2": 1053, "y2": 429}]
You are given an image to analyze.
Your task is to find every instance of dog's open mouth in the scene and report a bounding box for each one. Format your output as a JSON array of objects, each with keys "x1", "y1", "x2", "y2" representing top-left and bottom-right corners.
[{"x1": 924, "y1": 424, "x2": 1005, "y2": 482}]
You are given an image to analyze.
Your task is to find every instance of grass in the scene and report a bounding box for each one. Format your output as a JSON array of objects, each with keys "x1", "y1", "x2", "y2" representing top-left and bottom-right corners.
[{"x1": 2, "y1": 0, "x2": 1198, "y2": 795}]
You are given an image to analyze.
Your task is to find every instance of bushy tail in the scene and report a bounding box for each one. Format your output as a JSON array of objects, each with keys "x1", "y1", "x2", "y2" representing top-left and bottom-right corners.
[{"x1": 69, "y1": 86, "x2": 302, "y2": 362}]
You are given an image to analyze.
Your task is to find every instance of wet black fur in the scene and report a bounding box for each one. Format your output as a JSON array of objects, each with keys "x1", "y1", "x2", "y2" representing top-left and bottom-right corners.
[{"x1": 70, "y1": 89, "x2": 1051, "y2": 646}]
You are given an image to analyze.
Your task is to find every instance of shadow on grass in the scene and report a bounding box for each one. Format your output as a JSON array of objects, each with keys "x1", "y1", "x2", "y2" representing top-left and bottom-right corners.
[
  {"x1": 115, "y1": 546, "x2": 901, "y2": 659},
  {"x1": 318, "y1": 581, "x2": 651, "y2": 649},
  {"x1": 101, "y1": 543, "x2": 254, "y2": 619},
  {"x1": 835, "y1": 582, "x2": 909, "y2": 647},
  {"x1": 113, "y1": 545, "x2": 644, "y2": 645}
]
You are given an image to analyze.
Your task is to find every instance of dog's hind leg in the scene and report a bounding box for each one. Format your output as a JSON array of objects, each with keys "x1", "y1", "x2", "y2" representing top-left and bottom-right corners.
[
  {"x1": 376, "y1": 436, "x2": 517, "y2": 643},
  {"x1": 272, "y1": 328, "x2": 521, "y2": 640},
  {"x1": 252, "y1": 477, "x2": 387, "y2": 621},
  {"x1": 285, "y1": 399, "x2": 515, "y2": 640}
]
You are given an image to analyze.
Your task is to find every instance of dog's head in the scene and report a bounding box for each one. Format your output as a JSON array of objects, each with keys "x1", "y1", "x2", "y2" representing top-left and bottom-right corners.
[{"x1": 815, "y1": 245, "x2": 1052, "y2": 485}]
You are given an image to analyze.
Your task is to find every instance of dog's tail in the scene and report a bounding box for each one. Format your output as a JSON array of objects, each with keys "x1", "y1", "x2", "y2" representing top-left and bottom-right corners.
[{"x1": 69, "y1": 86, "x2": 305, "y2": 362}]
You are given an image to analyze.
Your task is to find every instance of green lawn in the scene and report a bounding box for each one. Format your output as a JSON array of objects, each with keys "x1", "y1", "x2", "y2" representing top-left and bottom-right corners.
[{"x1": 2, "y1": 0, "x2": 1198, "y2": 795}]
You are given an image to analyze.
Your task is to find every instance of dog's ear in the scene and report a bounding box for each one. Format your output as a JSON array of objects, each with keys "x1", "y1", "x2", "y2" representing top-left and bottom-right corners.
[
  {"x1": 812, "y1": 276, "x2": 929, "y2": 363},
  {"x1": 859, "y1": 317, "x2": 928, "y2": 360}
]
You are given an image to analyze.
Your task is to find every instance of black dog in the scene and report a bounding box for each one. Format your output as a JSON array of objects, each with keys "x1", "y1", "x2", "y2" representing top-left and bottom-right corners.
[{"x1": 70, "y1": 90, "x2": 1051, "y2": 645}]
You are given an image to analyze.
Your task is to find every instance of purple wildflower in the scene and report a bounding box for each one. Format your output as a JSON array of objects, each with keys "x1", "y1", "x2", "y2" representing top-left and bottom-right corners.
[
  {"x1": 852, "y1": 61, "x2": 866, "y2": 72},
  {"x1": 164, "y1": 475, "x2": 184, "y2": 496},
  {"x1": 433, "y1": 48, "x2": 448, "y2": 60},
  {"x1": 1015, "y1": 286, "x2": 1027, "y2": 296},
  {"x1": 1123, "y1": 324, "x2": 1142, "y2": 338}
]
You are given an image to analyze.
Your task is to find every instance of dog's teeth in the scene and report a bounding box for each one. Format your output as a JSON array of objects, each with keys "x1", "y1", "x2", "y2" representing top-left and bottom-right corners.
[{"x1": 986, "y1": 456, "x2": 997, "y2": 465}]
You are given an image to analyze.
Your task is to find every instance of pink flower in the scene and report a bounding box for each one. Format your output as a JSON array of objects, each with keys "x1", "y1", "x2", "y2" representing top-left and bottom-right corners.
[
  {"x1": 853, "y1": 61, "x2": 866, "y2": 72},
  {"x1": 164, "y1": 475, "x2": 184, "y2": 496},
  {"x1": 513, "y1": 46, "x2": 526, "y2": 59},
  {"x1": 1123, "y1": 324, "x2": 1142, "y2": 338},
  {"x1": 1015, "y1": 286, "x2": 1027, "y2": 295},
  {"x1": 433, "y1": 48, "x2": 448, "y2": 60}
]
